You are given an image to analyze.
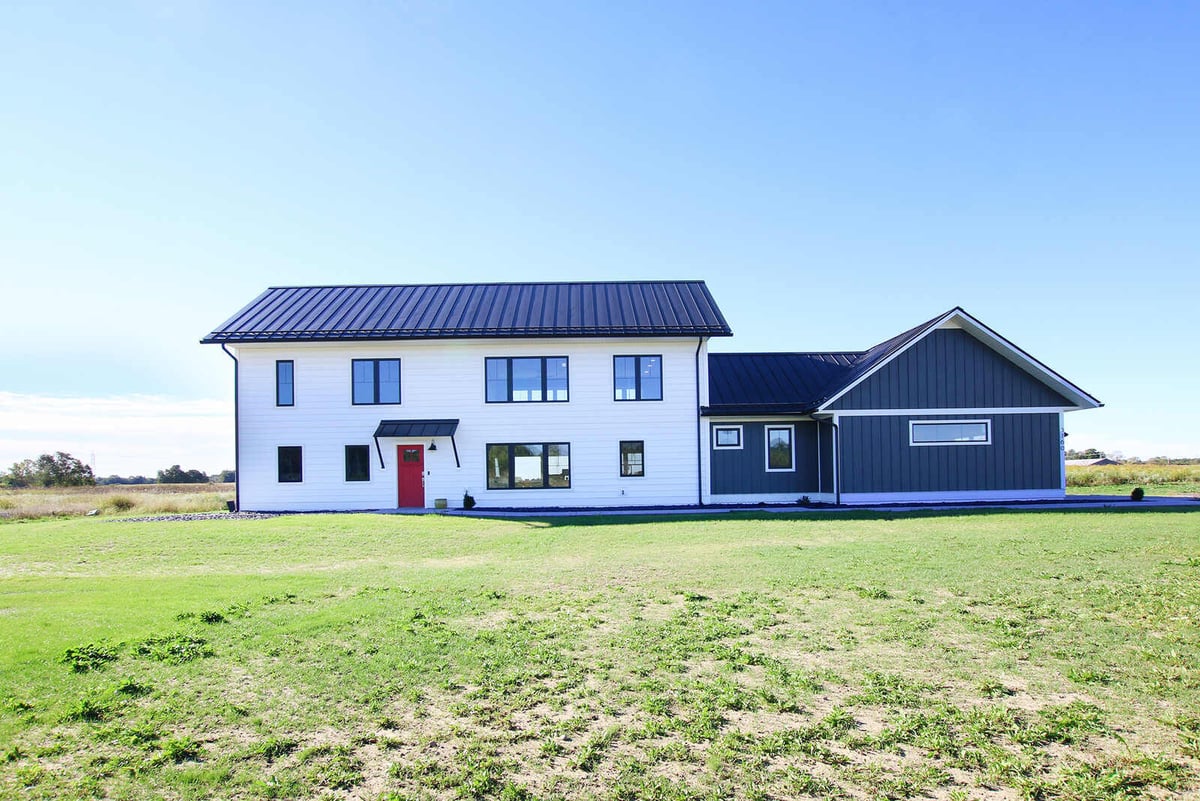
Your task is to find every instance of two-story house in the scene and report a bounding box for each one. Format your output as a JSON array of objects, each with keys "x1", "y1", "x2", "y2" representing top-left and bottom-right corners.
[{"x1": 202, "y1": 281, "x2": 1100, "y2": 511}]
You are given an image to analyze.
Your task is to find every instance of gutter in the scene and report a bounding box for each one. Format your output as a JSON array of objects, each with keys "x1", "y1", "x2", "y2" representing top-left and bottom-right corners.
[{"x1": 220, "y1": 345, "x2": 240, "y2": 512}]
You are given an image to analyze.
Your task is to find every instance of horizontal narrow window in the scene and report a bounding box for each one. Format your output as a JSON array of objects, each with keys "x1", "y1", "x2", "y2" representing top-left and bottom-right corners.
[
  {"x1": 910, "y1": 420, "x2": 991, "y2": 446},
  {"x1": 713, "y1": 425, "x2": 742, "y2": 449},
  {"x1": 345, "y1": 445, "x2": 370, "y2": 482},
  {"x1": 277, "y1": 446, "x2": 302, "y2": 483},
  {"x1": 620, "y1": 441, "x2": 644, "y2": 477},
  {"x1": 352, "y1": 359, "x2": 401, "y2": 405},
  {"x1": 276, "y1": 360, "x2": 294, "y2": 407},
  {"x1": 766, "y1": 426, "x2": 794, "y2": 472},
  {"x1": 614, "y1": 355, "x2": 662, "y2": 401},
  {"x1": 486, "y1": 443, "x2": 570, "y2": 489},
  {"x1": 485, "y1": 357, "x2": 569, "y2": 403}
]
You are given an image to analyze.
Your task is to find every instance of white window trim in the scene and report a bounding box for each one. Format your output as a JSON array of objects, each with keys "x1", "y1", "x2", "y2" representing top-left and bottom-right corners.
[
  {"x1": 909, "y1": 419, "x2": 992, "y2": 447},
  {"x1": 764, "y1": 425, "x2": 795, "y2": 472},
  {"x1": 712, "y1": 425, "x2": 743, "y2": 450}
]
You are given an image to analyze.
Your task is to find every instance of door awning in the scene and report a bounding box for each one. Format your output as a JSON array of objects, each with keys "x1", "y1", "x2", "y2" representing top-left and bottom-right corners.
[
  {"x1": 373, "y1": 419, "x2": 459, "y2": 438},
  {"x1": 372, "y1": 419, "x2": 461, "y2": 468}
]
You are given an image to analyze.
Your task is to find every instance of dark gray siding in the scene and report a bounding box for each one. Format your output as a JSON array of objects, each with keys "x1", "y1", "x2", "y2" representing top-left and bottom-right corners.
[
  {"x1": 839, "y1": 413, "x2": 1061, "y2": 494},
  {"x1": 710, "y1": 421, "x2": 820, "y2": 495},
  {"x1": 830, "y1": 329, "x2": 1074, "y2": 410},
  {"x1": 817, "y1": 420, "x2": 834, "y2": 494}
]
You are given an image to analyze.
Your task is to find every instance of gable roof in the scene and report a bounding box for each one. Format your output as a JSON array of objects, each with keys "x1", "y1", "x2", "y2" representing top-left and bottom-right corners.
[
  {"x1": 202, "y1": 281, "x2": 733, "y2": 343},
  {"x1": 704, "y1": 307, "x2": 1101, "y2": 416}
]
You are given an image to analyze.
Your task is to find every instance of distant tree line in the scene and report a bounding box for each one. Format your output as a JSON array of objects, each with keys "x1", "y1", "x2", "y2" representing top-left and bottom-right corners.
[
  {"x1": 1, "y1": 452, "x2": 234, "y2": 488},
  {"x1": 1065, "y1": 448, "x2": 1200, "y2": 465},
  {"x1": 1, "y1": 452, "x2": 95, "y2": 488}
]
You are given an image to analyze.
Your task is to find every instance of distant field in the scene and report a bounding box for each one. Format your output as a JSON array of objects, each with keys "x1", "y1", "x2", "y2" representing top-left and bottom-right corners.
[
  {"x1": 0, "y1": 483, "x2": 234, "y2": 521},
  {"x1": 1067, "y1": 464, "x2": 1200, "y2": 498},
  {"x1": 1, "y1": 509, "x2": 1197, "y2": 800}
]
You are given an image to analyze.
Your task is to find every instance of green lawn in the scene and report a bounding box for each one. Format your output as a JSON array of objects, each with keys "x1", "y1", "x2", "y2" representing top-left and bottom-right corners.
[{"x1": 2, "y1": 509, "x2": 1198, "y2": 800}]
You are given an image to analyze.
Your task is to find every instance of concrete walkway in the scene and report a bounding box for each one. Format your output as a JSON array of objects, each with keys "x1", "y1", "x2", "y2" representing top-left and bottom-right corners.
[{"x1": 380, "y1": 494, "x2": 1200, "y2": 518}]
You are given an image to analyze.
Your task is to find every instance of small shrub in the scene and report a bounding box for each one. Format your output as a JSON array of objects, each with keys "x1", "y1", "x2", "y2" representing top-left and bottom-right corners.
[
  {"x1": 161, "y1": 736, "x2": 203, "y2": 763},
  {"x1": 63, "y1": 695, "x2": 112, "y2": 722},
  {"x1": 1131, "y1": 487, "x2": 1145, "y2": 501},
  {"x1": 105, "y1": 495, "x2": 136, "y2": 512},
  {"x1": 135, "y1": 634, "x2": 213, "y2": 664},
  {"x1": 463, "y1": 491, "x2": 476, "y2": 510},
  {"x1": 115, "y1": 677, "x2": 152, "y2": 697},
  {"x1": 61, "y1": 643, "x2": 119, "y2": 673}
]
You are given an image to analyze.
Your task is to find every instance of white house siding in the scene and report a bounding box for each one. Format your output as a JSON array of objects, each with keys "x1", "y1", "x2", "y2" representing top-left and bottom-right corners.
[{"x1": 233, "y1": 337, "x2": 709, "y2": 511}]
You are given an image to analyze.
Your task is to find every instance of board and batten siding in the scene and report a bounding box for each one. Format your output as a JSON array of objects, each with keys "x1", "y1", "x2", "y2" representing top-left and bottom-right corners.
[
  {"x1": 838, "y1": 413, "x2": 1062, "y2": 495},
  {"x1": 232, "y1": 337, "x2": 708, "y2": 510},
  {"x1": 830, "y1": 329, "x2": 1074, "y2": 410},
  {"x1": 708, "y1": 421, "x2": 820, "y2": 496}
]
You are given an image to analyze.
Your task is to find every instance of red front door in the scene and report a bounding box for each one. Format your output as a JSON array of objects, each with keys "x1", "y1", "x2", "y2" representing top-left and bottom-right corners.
[{"x1": 397, "y1": 445, "x2": 425, "y2": 508}]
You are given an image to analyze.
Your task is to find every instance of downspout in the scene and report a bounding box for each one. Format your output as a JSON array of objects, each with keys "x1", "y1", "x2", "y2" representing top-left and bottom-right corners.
[
  {"x1": 830, "y1": 416, "x2": 841, "y2": 505},
  {"x1": 695, "y1": 336, "x2": 705, "y2": 506},
  {"x1": 220, "y1": 345, "x2": 240, "y2": 512}
]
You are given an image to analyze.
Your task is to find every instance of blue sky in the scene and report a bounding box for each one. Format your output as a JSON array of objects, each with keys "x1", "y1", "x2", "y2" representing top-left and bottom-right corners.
[{"x1": 2, "y1": 2, "x2": 1197, "y2": 474}]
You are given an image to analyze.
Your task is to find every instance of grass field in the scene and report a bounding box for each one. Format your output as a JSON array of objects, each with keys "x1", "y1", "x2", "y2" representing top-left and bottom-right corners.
[
  {"x1": 0, "y1": 484, "x2": 234, "y2": 521},
  {"x1": 2, "y1": 509, "x2": 1198, "y2": 800},
  {"x1": 1066, "y1": 465, "x2": 1200, "y2": 498}
]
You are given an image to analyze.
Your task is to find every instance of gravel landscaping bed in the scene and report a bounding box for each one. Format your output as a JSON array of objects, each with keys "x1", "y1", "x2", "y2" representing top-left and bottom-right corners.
[{"x1": 110, "y1": 511, "x2": 279, "y2": 523}]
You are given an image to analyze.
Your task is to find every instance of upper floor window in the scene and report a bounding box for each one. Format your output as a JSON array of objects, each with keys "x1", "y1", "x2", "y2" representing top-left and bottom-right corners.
[
  {"x1": 766, "y1": 425, "x2": 794, "y2": 472},
  {"x1": 614, "y1": 356, "x2": 662, "y2": 401},
  {"x1": 352, "y1": 359, "x2": 401, "y2": 405},
  {"x1": 276, "y1": 360, "x2": 294, "y2": 407},
  {"x1": 910, "y1": 420, "x2": 991, "y2": 446},
  {"x1": 485, "y1": 357, "x2": 569, "y2": 403}
]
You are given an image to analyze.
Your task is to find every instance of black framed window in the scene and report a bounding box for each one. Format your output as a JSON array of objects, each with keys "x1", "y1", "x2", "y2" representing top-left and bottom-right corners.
[
  {"x1": 620, "y1": 441, "x2": 644, "y2": 477},
  {"x1": 352, "y1": 359, "x2": 401, "y2": 405},
  {"x1": 713, "y1": 426, "x2": 742, "y2": 449},
  {"x1": 277, "y1": 446, "x2": 303, "y2": 483},
  {"x1": 614, "y1": 356, "x2": 662, "y2": 401},
  {"x1": 484, "y1": 357, "x2": 569, "y2": 403},
  {"x1": 276, "y1": 360, "x2": 294, "y2": 407},
  {"x1": 486, "y1": 443, "x2": 570, "y2": 489},
  {"x1": 345, "y1": 445, "x2": 371, "y2": 482},
  {"x1": 766, "y1": 426, "x2": 794, "y2": 472}
]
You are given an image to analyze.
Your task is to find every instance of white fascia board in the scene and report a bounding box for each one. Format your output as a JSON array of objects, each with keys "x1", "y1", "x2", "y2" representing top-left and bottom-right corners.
[
  {"x1": 815, "y1": 309, "x2": 1102, "y2": 412},
  {"x1": 826, "y1": 406, "x2": 1076, "y2": 417},
  {"x1": 701, "y1": 414, "x2": 815, "y2": 421}
]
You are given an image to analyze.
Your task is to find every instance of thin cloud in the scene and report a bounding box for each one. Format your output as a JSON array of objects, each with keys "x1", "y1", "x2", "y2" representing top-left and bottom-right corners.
[{"x1": 0, "y1": 392, "x2": 232, "y2": 476}]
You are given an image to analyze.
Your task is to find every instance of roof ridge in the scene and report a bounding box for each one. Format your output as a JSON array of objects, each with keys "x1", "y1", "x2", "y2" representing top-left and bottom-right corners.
[{"x1": 264, "y1": 280, "x2": 710, "y2": 290}]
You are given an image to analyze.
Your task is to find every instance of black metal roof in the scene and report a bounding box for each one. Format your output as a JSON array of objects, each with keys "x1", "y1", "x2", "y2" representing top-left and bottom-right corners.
[
  {"x1": 202, "y1": 281, "x2": 732, "y2": 343},
  {"x1": 374, "y1": 419, "x2": 459, "y2": 438},
  {"x1": 705, "y1": 352, "x2": 860, "y2": 415},
  {"x1": 703, "y1": 310, "x2": 953, "y2": 416}
]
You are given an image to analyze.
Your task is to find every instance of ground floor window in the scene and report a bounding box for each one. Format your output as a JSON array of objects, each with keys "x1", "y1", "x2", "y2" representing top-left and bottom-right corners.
[
  {"x1": 910, "y1": 420, "x2": 991, "y2": 445},
  {"x1": 487, "y1": 443, "x2": 570, "y2": 489},
  {"x1": 277, "y1": 446, "x2": 303, "y2": 483},
  {"x1": 345, "y1": 445, "x2": 371, "y2": 481},
  {"x1": 765, "y1": 426, "x2": 794, "y2": 471},
  {"x1": 620, "y1": 441, "x2": 645, "y2": 477},
  {"x1": 713, "y1": 425, "x2": 743, "y2": 449}
]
